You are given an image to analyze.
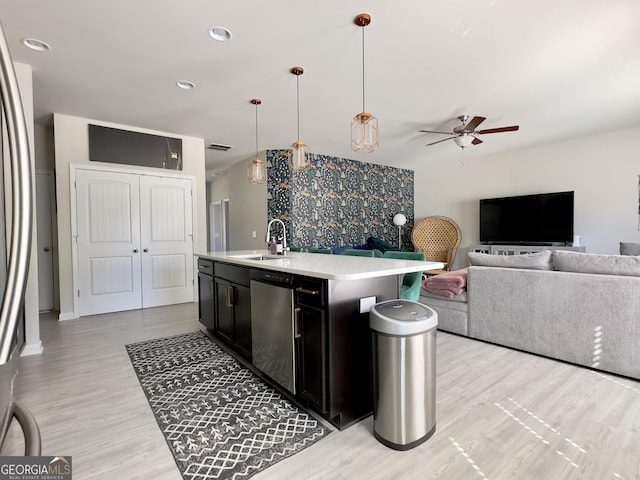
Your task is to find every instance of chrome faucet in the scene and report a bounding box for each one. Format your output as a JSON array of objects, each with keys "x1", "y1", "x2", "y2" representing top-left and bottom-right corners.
[{"x1": 265, "y1": 218, "x2": 288, "y2": 252}]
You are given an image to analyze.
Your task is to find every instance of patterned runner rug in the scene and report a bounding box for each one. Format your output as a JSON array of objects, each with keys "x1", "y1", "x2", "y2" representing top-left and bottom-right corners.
[{"x1": 126, "y1": 330, "x2": 330, "y2": 480}]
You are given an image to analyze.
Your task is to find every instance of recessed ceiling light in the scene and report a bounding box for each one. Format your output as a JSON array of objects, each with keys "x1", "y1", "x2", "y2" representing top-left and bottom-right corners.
[
  {"x1": 176, "y1": 80, "x2": 195, "y2": 90},
  {"x1": 21, "y1": 38, "x2": 51, "y2": 52},
  {"x1": 208, "y1": 26, "x2": 232, "y2": 42}
]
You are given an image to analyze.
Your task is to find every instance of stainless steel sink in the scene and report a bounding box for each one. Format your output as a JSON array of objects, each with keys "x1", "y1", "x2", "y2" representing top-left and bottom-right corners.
[
  {"x1": 252, "y1": 256, "x2": 284, "y2": 261},
  {"x1": 227, "y1": 254, "x2": 284, "y2": 261}
]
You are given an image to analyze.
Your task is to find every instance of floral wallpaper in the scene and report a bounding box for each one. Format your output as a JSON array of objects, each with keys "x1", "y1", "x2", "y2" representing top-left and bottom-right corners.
[{"x1": 266, "y1": 150, "x2": 414, "y2": 251}]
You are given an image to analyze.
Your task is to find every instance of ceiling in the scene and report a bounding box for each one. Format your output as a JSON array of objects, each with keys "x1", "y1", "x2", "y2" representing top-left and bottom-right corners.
[{"x1": 1, "y1": 1, "x2": 640, "y2": 174}]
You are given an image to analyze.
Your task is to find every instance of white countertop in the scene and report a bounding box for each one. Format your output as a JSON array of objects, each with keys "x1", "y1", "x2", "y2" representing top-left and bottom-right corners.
[{"x1": 197, "y1": 250, "x2": 444, "y2": 281}]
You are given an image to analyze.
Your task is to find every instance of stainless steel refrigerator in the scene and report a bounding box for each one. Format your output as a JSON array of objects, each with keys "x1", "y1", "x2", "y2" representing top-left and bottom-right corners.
[{"x1": 0, "y1": 19, "x2": 41, "y2": 455}]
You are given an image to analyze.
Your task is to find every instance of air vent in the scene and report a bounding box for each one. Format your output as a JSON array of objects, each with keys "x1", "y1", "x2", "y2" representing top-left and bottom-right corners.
[{"x1": 207, "y1": 143, "x2": 233, "y2": 151}]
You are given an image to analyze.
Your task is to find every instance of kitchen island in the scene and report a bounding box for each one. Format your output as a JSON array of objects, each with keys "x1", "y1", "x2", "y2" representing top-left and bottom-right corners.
[{"x1": 196, "y1": 250, "x2": 443, "y2": 429}]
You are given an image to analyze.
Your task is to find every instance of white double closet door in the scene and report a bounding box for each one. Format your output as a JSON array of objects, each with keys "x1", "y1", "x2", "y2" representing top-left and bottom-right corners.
[{"x1": 75, "y1": 168, "x2": 194, "y2": 316}]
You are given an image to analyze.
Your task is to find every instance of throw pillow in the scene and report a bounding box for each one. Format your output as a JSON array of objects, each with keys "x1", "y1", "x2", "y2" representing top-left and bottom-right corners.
[
  {"x1": 468, "y1": 250, "x2": 553, "y2": 270},
  {"x1": 553, "y1": 250, "x2": 640, "y2": 277},
  {"x1": 620, "y1": 242, "x2": 640, "y2": 256},
  {"x1": 367, "y1": 236, "x2": 399, "y2": 253}
]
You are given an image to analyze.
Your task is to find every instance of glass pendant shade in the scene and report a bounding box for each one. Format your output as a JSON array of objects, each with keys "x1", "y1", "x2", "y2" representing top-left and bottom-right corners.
[
  {"x1": 290, "y1": 140, "x2": 310, "y2": 171},
  {"x1": 247, "y1": 158, "x2": 266, "y2": 183},
  {"x1": 351, "y1": 111, "x2": 379, "y2": 152},
  {"x1": 352, "y1": 13, "x2": 378, "y2": 153},
  {"x1": 290, "y1": 66, "x2": 310, "y2": 171},
  {"x1": 247, "y1": 98, "x2": 266, "y2": 183}
]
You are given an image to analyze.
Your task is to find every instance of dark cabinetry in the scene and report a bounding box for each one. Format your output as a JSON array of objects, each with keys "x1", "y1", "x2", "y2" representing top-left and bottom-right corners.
[
  {"x1": 197, "y1": 258, "x2": 214, "y2": 330},
  {"x1": 323, "y1": 276, "x2": 397, "y2": 429},
  {"x1": 295, "y1": 277, "x2": 327, "y2": 414},
  {"x1": 213, "y1": 277, "x2": 233, "y2": 342},
  {"x1": 196, "y1": 256, "x2": 398, "y2": 430},
  {"x1": 212, "y1": 262, "x2": 252, "y2": 360},
  {"x1": 294, "y1": 275, "x2": 391, "y2": 430}
]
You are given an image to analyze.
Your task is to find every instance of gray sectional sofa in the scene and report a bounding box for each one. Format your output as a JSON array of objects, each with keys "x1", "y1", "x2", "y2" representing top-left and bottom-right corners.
[{"x1": 420, "y1": 250, "x2": 640, "y2": 380}]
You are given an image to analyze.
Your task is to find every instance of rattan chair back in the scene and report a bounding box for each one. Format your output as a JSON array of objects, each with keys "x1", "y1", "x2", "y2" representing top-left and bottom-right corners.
[{"x1": 411, "y1": 216, "x2": 461, "y2": 270}]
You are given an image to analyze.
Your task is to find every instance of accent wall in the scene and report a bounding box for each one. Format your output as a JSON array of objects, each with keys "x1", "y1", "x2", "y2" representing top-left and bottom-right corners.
[{"x1": 266, "y1": 150, "x2": 414, "y2": 251}]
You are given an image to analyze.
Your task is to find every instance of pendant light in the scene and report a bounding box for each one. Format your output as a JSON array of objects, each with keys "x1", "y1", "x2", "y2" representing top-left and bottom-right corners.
[
  {"x1": 290, "y1": 66, "x2": 310, "y2": 171},
  {"x1": 351, "y1": 13, "x2": 379, "y2": 153},
  {"x1": 247, "y1": 98, "x2": 267, "y2": 183}
]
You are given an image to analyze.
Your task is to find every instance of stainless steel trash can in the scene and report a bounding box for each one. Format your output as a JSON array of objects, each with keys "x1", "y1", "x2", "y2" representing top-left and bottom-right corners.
[{"x1": 370, "y1": 299, "x2": 438, "y2": 450}]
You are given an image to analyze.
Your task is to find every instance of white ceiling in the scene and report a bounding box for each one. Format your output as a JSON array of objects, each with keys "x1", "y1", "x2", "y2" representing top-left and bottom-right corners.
[{"x1": 2, "y1": 1, "x2": 640, "y2": 174}]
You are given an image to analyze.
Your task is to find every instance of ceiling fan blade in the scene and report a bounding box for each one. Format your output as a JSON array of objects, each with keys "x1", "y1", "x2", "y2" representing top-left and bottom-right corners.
[
  {"x1": 465, "y1": 116, "x2": 486, "y2": 131},
  {"x1": 425, "y1": 137, "x2": 455, "y2": 147},
  {"x1": 472, "y1": 137, "x2": 483, "y2": 145},
  {"x1": 477, "y1": 125, "x2": 520, "y2": 134},
  {"x1": 419, "y1": 129, "x2": 453, "y2": 135}
]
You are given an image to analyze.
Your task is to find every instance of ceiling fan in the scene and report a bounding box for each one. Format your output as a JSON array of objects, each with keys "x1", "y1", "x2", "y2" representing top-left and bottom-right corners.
[{"x1": 420, "y1": 115, "x2": 519, "y2": 148}]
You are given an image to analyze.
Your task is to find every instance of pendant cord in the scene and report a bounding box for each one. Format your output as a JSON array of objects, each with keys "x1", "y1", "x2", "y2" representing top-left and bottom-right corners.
[
  {"x1": 255, "y1": 102, "x2": 259, "y2": 157},
  {"x1": 361, "y1": 25, "x2": 366, "y2": 112},
  {"x1": 296, "y1": 75, "x2": 301, "y2": 141}
]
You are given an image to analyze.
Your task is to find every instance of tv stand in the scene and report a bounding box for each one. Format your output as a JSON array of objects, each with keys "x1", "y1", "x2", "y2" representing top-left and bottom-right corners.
[
  {"x1": 486, "y1": 242, "x2": 556, "y2": 246},
  {"x1": 470, "y1": 244, "x2": 585, "y2": 256}
]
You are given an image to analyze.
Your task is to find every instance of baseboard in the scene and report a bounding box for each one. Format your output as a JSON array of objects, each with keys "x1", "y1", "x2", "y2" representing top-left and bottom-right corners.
[
  {"x1": 58, "y1": 311, "x2": 77, "y2": 321},
  {"x1": 21, "y1": 341, "x2": 43, "y2": 357}
]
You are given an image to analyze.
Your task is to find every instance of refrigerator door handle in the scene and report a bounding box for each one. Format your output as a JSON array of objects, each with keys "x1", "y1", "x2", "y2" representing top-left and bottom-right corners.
[
  {"x1": 0, "y1": 19, "x2": 40, "y2": 455},
  {"x1": 0, "y1": 18, "x2": 34, "y2": 365}
]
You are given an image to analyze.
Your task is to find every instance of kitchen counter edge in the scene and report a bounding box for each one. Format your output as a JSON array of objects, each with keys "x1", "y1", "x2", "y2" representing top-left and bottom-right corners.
[{"x1": 196, "y1": 250, "x2": 445, "y2": 281}]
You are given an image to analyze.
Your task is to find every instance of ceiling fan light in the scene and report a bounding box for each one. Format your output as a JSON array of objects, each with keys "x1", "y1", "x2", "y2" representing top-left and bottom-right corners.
[
  {"x1": 351, "y1": 112, "x2": 379, "y2": 153},
  {"x1": 454, "y1": 134, "x2": 474, "y2": 148}
]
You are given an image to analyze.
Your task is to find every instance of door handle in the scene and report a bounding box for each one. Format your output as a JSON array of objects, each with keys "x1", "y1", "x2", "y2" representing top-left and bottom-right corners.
[
  {"x1": 295, "y1": 287, "x2": 319, "y2": 295},
  {"x1": 43, "y1": 247, "x2": 50, "y2": 252},
  {"x1": 133, "y1": 249, "x2": 139, "y2": 253},
  {"x1": 225, "y1": 286, "x2": 234, "y2": 307},
  {"x1": 294, "y1": 308, "x2": 302, "y2": 339},
  {"x1": 143, "y1": 248, "x2": 149, "y2": 253}
]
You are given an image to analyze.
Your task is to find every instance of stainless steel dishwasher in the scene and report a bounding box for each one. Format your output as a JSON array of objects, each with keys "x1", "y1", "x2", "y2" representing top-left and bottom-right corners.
[{"x1": 250, "y1": 269, "x2": 297, "y2": 394}]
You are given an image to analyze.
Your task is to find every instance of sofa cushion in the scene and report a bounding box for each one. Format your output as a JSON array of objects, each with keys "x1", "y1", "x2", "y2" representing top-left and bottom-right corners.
[
  {"x1": 367, "y1": 236, "x2": 400, "y2": 254},
  {"x1": 552, "y1": 250, "x2": 640, "y2": 277},
  {"x1": 468, "y1": 250, "x2": 552, "y2": 270},
  {"x1": 419, "y1": 291, "x2": 468, "y2": 336}
]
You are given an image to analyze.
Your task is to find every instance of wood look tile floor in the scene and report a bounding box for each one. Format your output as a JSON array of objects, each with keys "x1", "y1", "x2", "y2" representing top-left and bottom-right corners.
[{"x1": 3, "y1": 302, "x2": 640, "y2": 479}]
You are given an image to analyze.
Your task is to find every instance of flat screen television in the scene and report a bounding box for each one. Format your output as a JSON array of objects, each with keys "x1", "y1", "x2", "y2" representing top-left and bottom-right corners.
[{"x1": 479, "y1": 191, "x2": 574, "y2": 245}]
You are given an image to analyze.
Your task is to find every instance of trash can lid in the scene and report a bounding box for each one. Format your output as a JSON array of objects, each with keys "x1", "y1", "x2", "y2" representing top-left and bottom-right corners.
[{"x1": 369, "y1": 300, "x2": 438, "y2": 336}]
